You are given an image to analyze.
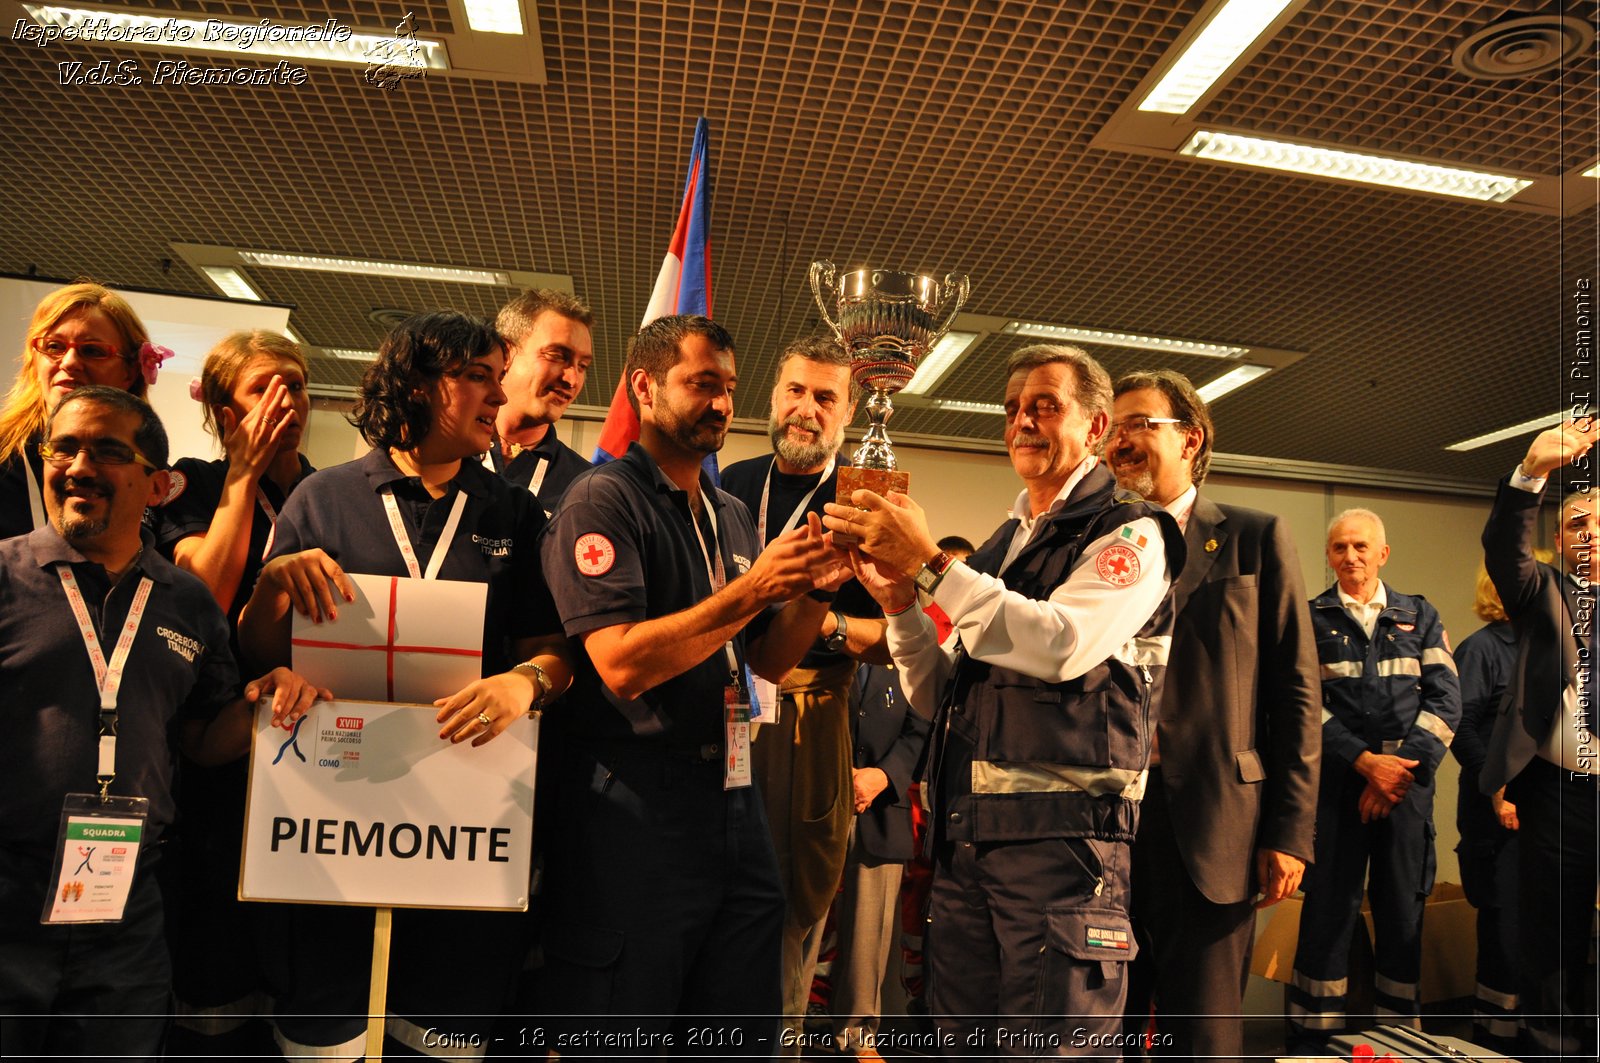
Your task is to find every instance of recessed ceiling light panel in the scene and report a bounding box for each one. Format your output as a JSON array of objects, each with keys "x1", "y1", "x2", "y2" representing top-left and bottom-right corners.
[
  {"x1": 239, "y1": 251, "x2": 510, "y2": 286},
  {"x1": 1179, "y1": 130, "x2": 1533, "y2": 202},
  {"x1": 901, "y1": 332, "x2": 981, "y2": 396},
  {"x1": 1196, "y1": 364, "x2": 1270, "y2": 402},
  {"x1": 1002, "y1": 321, "x2": 1247, "y2": 359},
  {"x1": 463, "y1": 0, "x2": 525, "y2": 35},
  {"x1": 1137, "y1": 0, "x2": 1297, "y2": 114},
  {"x1": 200, "y1": 266, "x2": 262, "y2": 301},
  {"x1": 1445, "y1": 410, "x2": 1568, "y2": 451}
]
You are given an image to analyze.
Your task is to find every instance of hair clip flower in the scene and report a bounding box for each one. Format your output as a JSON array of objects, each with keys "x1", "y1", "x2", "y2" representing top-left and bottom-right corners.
[
  {"x1": 188, "y1": 377, "x2": 204, "y2": 402},
  {"x1": 139, "y1": 342, "x2": 173, "y2": 387}
]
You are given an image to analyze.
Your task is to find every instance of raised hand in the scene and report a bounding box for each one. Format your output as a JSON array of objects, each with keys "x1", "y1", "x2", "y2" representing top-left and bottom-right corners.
[{"x1": 1520, "y1": 418, "x2": 1600, "y2": 479}]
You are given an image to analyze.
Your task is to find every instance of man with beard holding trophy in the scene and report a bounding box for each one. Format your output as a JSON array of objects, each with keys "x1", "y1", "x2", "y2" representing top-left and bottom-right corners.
[
  {"x1": 812, "y1": 262, "x2": 1184, "y2": 1053},
  {"x1": 721, "y1": 335, "x2": 889, "y2": 1053}
]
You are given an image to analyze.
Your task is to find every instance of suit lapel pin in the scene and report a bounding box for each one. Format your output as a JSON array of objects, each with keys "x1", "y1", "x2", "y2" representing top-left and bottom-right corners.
[{"x1": 1204, "y1": 538, "x2": 1218, "y2": 553}]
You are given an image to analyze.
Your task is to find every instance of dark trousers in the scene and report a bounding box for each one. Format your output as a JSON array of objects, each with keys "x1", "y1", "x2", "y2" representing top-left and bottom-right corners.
[
  {"x1": 1457, "y1": 834, "x2": 1519, "y2": 1043},
  {"x1": 0, "y1": 846, "x2": 169, "y2": 1061},
  {"x1": 539, "y1": 743, "x2": 784, "y2": 1055},
  {"x1": 266, "y1": 886, "x2": 534, "y2": 1054},
  {"x1": 1124, "y1": 772, "x2": 1255, "y2": 1063},
  {"x1": 927, "y1": 835, "x2": 1136, "y2": 1057},
  {"x1": 1507, "y1": 756, "x2": 1598, "y2": 1056},
  {"x1": 1289, "y1": 773, "x2": 1437, "y2": 1037}
]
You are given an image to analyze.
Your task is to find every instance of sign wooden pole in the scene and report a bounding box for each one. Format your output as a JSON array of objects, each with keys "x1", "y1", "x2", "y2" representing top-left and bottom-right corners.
[{"x1": 365, "y1": 906, "x2": 393, "y2": 1058}]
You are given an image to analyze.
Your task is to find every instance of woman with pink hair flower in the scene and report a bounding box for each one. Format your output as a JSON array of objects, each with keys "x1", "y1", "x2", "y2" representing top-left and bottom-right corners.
[{"x1": 0, "y1": 281, "x2": 171, "y2": 539}]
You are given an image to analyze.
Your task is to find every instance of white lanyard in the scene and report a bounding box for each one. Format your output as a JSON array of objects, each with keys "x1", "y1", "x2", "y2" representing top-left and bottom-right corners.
[
  {"x1": 482, "y1": 441, "x2": 550, "y2": 496},
  {"x1": 24, "y1": 454, "x2": 45, "y2": 531},
  {"x1": 380, "y1": 486, "x2": 467, "y2": 580},
  {"x1": 255, "y1": 486, "x2": 279, "y2": 560},
  {"x1": 756, "y1": 455, "x2": 834, "y2": 544},
  {"x1": 689, "y1": 494, "x2": 740, "y2": 678},
  {"x1": 58, "y1": 567, "x2": 154, "y2": 790}
]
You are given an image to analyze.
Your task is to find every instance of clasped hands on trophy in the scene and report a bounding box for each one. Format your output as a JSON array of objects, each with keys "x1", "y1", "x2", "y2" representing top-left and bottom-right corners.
[{"x1": 821, "y1": 490, "x2": 936, "y2": 616}]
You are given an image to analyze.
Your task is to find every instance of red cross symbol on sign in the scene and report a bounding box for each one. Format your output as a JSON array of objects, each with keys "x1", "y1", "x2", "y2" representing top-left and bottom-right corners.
[{"x1": 575, "y1": 533, "x2": 616, "y2": 576}]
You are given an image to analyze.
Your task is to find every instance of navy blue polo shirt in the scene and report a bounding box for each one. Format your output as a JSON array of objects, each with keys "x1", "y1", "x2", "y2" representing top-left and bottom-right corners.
[
  {"x1": 267, "y1": 448, "x2": 558, "y2": 677},
  {"x1": 484, "y1": 430, "x2": 593, "y2": 517},
  {"x1": 0, "y1": 527, "x2": 239, "y2": 853},
  {"x1": 721, "y1": 454, "x2": 881, "y2": 669},
  {"x1": 154, "y1": 454, "x2": 316, "y2": 624},
  {"x1": 542, "y1": 442, "x2": 772, "y2": 746},
  {"x1": 0, "y1": 445, "x2": 46, "y2": 542}
]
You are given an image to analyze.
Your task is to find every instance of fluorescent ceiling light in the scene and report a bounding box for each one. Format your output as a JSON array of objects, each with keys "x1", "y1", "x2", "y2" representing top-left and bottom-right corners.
[
  {"x1": 20, "y1": 5, "x2": 448, "y2": 69},
  {"x1": 201, "y1": 266, "x2": 262, "y2": 302},
  {"x1": 1585, "y1": 164, "x2": 1600, "y2": 178},
  {"x1": 322, "y1": 348, "x2": 379, "y2": 362},
  {"x1": 239, "y1": 251, "x2": 510, "y2": 286},
  {"x1": 1002, "y1": 321, "x2": 1247, "y2": 359},
  {"x1": 1196, "y1": 364, "x2": 1270, "y2": 402},
  {"x1": 1445, "y1": 410, "x2": 1567, "y2": 452},
  {"x1": 1180, "y1": 130, "x2": 1533, "y2": 202},
  {"x1": 901, "y1": 332, "x2": 981, "y2": 396},
  {"x1": 463, "y1": 0, "x2": 524, "y2": 35},
  {"x1": 1138, "y1": 0, "x2": 1296, "y2": 114},
  {"x1": 932, "y1": 399, "x2": 1006, "y2": 416}
]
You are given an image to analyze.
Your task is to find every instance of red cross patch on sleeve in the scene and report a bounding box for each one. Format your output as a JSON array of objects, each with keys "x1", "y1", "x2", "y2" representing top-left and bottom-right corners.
[
  {"x1": 159, "y1": 469, "x2": 187, "y2": 505},
  {"x1": 574, "y1": 533, "x2": 616, "y2": 576},
  {"x1": 1095, "y1": 544, "x2": 1141, "y2": 587}
]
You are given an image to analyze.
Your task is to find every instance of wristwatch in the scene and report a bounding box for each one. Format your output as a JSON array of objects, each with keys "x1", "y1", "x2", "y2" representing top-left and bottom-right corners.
[
  {"x1": 913, "y1": 550, "x2": 956, "y2": 597},
  {"x1": 823, "y1": 610, "x2": 849, "y2": 653},
  {"x1": 512, "y1": 660, "x2": 553, "y2": 715}
]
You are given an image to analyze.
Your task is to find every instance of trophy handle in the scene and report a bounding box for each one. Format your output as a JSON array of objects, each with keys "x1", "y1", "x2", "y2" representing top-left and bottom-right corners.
[
  {"x1": 937, "y1": 273, "x2": 971, "y2": 335},
  {"x1": 809, "y1": 260, "x2": 843, "y2": 338}
]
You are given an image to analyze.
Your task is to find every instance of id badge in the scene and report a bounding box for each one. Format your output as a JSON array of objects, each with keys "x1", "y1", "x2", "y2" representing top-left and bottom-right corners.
[
  {"x1": 43, "y1": 794, "x2": 149, "y2": 924},
  {"x1": 752, "y1": 676, "x2": 780, "y2": 725},
  {"x1": 724, "y1": 682, "x2": 753, "y2": 791}
]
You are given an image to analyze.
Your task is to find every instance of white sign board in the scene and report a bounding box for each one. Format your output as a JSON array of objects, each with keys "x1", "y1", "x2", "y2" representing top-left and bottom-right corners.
[
  {"x1": 291, "y1": 573, "x2": 486, "y2": 704},
  {"x1": 241, "y1": 699, "x2": 536, "y2": 910}
]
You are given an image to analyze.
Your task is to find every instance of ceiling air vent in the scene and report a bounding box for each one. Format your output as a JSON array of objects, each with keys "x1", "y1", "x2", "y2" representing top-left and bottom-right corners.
[
  {"x1": 1451, "y1": 14, "x2": 1592, "y2": 80},
  {"x1": 367, "y1": 308, "x2": 415, "y2": 330}
]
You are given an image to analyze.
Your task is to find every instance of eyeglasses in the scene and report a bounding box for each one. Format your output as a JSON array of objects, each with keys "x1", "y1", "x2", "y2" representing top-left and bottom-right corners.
[
  {"x1": 39, "y1": 438, "x2": 159, "y2": 471},
  {"x1": 31, "y1": 336, "x2": 127, "y2": 364},
  {"x1": 1003, "y1": 398, "x2": 1066, "y2": 423},
  {"x1": 1107, "y1": 415, "x2": 1185, "y2": 438}
]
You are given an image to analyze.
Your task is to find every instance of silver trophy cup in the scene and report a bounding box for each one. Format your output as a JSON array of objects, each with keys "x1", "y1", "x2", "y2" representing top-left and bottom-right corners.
[{"x1": 809, "y1": 261, "x2": 970, "y2": 509}]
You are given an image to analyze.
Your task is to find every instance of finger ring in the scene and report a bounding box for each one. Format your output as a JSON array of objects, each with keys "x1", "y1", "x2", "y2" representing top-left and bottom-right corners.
[{"x1": 476, "y1": 712, "x2": 492, "y2": 727}]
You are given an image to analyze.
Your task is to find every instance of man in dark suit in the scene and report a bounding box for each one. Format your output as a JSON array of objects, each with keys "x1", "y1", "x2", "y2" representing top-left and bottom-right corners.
[
  {"x1": 1108, "y1": 370, "x2": 1321, "y2": 1062},
  {"x1": 1480, "y1": 418, "x2": 1599, "y2": 1057},
  {"x1": 827, "y1": 663, "x2": 930, "y2": 1058}
]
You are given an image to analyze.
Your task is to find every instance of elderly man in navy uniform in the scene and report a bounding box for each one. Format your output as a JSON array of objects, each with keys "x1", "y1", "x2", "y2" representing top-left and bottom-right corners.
[
  {"x1": 1480, "y1": 418, "x2": 1600, "y2": 1057},
  {"x1": 1289, "y1": 509, "x2": 1460, "y2": 1043},
  {"x1": 1106, "y1": 370, "x2": 1320, "y2": 1063},
  {"x1": 486, "y1": 288, "x2": 595, "y2": 514},
  {"x1": 0, "y1": 386, "x2": 321, "y2": 1060},
  {"x1": 824, "y1": 343, "x2": 1183, "y2": 1054},
  {"x1": 539, "y1": 315, "x2": 849, "y2": 1051}
]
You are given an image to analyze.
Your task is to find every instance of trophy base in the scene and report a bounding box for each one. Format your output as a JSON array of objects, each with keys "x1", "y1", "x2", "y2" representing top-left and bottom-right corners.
[{"x1": 833, "y1": 466, "x2": 910, "y2": 546}]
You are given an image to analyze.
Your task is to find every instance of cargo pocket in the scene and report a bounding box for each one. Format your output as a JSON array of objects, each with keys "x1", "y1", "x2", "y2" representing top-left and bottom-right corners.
[
  {"x1": 542, "y1": 920, "x2": 625, "y2": 1013},
  {"x1": 1033, "y1": 907, "x2": 1137, "y2": 1018}
]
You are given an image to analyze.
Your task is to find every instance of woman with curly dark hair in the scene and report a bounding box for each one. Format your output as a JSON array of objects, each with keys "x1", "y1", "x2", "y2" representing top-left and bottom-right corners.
[{"x1": 238, "y1": 310, "x2": 572, "y2": 1058}]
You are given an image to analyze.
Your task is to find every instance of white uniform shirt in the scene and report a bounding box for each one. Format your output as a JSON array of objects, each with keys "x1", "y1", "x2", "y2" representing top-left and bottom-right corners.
[{"x1": 887, "y1": 457, "x2": 1171, "y2": 720}]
